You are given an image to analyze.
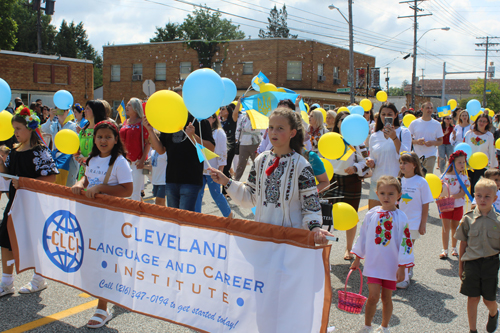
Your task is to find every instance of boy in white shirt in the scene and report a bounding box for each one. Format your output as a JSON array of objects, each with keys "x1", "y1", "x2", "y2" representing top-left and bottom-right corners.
[
  {"x1": 471, "y1": 169, "x2": 500, "y2": 212},
  {"x1": 408, "y1": 102, "x2": 444, "y2": 174}
]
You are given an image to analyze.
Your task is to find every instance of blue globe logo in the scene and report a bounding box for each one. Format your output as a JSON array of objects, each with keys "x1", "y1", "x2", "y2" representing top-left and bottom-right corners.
[{"x1": 42, "y1": 210, "x2": 84, "y2": 273}]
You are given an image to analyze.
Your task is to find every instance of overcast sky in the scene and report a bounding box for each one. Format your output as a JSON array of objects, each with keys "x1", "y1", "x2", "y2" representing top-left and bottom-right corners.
[{"x1": 51, "y1": 0, "x2": 500, "y2": 89}]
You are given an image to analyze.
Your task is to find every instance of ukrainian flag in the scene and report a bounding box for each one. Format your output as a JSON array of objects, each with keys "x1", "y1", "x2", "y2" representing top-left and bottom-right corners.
[
  {"x1": 63, "y1": 110, "x2": 74, "y2": 125},
  {"x1": 253, "y1": 71, "x2": 270, "y2": 86},
  {"x1": 117, "y1": 100, "x2": 126, "y2": 124},
  {"x1": 437, "y1": 105, "x2": 452, "y2": 117}
]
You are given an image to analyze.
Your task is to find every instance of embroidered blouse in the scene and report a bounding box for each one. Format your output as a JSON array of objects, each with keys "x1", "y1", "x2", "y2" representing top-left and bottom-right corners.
[
  {"x1": 351, "y1": 207, "x2": 415, "y2": 281},
  {"x1": 463, "y1": 130, "x2": 498, "y2": 168},
  {"x1": 226, "y1": 150, "x2": 322, "y2": 230},
  {"x1": 308, "y1": 126, "x2": 328, "y2": 154}
]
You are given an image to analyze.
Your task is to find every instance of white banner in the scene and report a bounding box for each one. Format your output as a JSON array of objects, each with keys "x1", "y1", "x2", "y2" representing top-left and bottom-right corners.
[{"x1": 8, "y1": 179, "x2": 332, "y2": 332}]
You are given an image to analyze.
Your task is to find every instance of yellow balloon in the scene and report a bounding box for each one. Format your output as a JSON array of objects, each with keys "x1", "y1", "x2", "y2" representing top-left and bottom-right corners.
[
  {"x1": 332, "y1": 202, "x2": 358, "y2": 231},
  {"x1": 276, "y1": 88, "x2": 286, "y2": 93},
  {"x1": 471, "y1": 113, "x2": 480, "y2": 122},
  {"x1": 360, "y1": 99, "x2": 372, "y2": 111},
  {"x1": 216, "y1": 108, "x2": 220, "y2": 116},
  {"x1": 305, "y1": 103, "x2": 310, "y2": 113},
  {"x1": 320, "y1": 158, "x2": 334, "y2": 180},
  {"x1": 469, "y1": 152, "x2": 488, "y2": 170},
  {"x1": 316, "y1": 108, "x2": 327, "y2": 123},
  {"x1": 425, "y1": 173, "x2": 442, "y2": 199},
  {"x1": 260, "y1": 83, "x2": 277, "y2": 93},
  {"x1": 338, "y1": 106, "x2": 350, "y2": 113},
  {"x1": 376, "y1": 91, "x2": 388, "y2": 102},
  {"x1": 301, "y1": 111, "x2": 310, "y2": 124},
  {"x1": 496, "y1": 138, "x2": 500, "y2": 150},
  {"x1": 54, "y1": 129, "x2": 80, "y2": 154},
  {"x1": 489, "y1": 110, "x2": 495, "y2": 117},
  {"x1": 146, "y1": 90, "x2": 188, "y2": 133},
  {"x1": 318, "y1": 132, "x2": 345, "y2": 160},
  {"x1": 403, "y1": 114, "x2": 416, "y2": 128},
  {"x1": 447, "y1": 99, "x2": 457, "y2": 111},
  {"x1": 0, "y1": 111, "x2": 14, "y2": 141}
]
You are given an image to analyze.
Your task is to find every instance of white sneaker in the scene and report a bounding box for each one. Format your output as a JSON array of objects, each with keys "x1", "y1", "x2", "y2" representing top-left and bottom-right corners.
[
  {"x1": 396, "y1": 280, "x2": 410, "y2": 289},
  {"x1": 0, "y1": 282, "x2": 15, "y2": 297},
  {"x1": 356, "y1": 326, "x2": 373, "y2": 333},
  {"x1": 374, "y1": 326, "x2": 390, "y2": 333},
  {"x1": 19, "y1": 279, "x2": 47, "y2": 294}
]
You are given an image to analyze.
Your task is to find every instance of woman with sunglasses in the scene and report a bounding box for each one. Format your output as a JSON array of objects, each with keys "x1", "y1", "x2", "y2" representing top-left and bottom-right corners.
[{"x1": 438, "y1": 116, "x2": 454, "y2": 173}]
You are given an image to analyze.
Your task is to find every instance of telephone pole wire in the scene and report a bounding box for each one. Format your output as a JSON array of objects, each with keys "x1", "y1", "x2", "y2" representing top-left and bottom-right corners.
[{"x1": 476, "y1": 37, "x2": 500, "y2": 107}]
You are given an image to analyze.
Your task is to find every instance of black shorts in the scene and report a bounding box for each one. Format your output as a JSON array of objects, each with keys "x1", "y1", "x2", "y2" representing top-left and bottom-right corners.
[{"x1": 460, "y1": 255, "x2": 500, "y2": 301}]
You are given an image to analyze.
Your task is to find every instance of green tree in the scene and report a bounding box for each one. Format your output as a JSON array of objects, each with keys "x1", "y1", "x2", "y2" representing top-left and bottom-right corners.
[
  {"x1": 12, "y1": 0, "x2": 57, "y2": 54},
  {"x1": 258, "y1": 5, "x2": 297, "y2": 39},
  {"x1": 181, "y1": 7, "x2": 245, "y2": 68},
  {"x1": 469, "y1": 78, "x2": 500, "y2": 112},
  {"x1": 150, "y1": 22, "x2": 181, "y2": 42},
  {"x1": 388, "y1": 87, "x2": 404, "y2": 96},
  {"x1": 0, "y1": 0, "x2": 18, "y2": 50}
]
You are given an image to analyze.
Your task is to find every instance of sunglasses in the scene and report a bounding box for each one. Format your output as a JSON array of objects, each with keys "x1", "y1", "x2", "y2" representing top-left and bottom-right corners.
[{"x1": 444, "y1": 118, "x2": 451, "y2": 120}]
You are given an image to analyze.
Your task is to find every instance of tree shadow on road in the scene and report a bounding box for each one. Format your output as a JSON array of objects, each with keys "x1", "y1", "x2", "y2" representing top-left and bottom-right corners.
[
  {"x1": 436, "y1": 258, "x2": 459, "y2": 277},
  {"x1": 427, "y1": 214, "x2": 442, "y2": 227},
  {"x1": 393, "y1": 282, "x2": 457, "y2": 324}
]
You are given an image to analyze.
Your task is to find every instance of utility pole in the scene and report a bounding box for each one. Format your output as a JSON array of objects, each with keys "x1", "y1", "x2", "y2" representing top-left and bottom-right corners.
[
  {"x1": 366, "y1": 63, "x2": 370, "y2": 98},
  {"x1": 398, "y1": 0, "x2": 431, "y2": 109},
  {"x1": 385, "y1": 67, "x2": 390, "y2": 92},
  {"x1": 476, "y1": 37, "x2": 500, "y2": 107},
  {"x1": 348, "y1": 0, "x2": 354, "y2": 104}
]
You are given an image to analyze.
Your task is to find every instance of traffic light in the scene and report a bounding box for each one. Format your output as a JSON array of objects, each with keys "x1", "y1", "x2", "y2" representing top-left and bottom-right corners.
[{"x1": 45, "y1": 0, "x2": 55, "y2": 15}]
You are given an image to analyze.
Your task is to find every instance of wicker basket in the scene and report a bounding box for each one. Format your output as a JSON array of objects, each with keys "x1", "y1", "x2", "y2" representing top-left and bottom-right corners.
[
  {"x1": 436, "y1": 182, "x2": 455, "y2": 213},
  {"x1": 337, "y1": 268, "x2": 367, "y2": 314}
]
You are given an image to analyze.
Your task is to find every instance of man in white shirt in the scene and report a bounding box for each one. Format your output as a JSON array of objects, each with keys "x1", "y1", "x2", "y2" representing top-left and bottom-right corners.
[{"x1": 408, "y1": 102, "x2": 444, "y2": 175}]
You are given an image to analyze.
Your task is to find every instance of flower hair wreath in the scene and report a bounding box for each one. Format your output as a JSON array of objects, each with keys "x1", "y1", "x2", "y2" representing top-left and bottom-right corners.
[
  {"x1": 448, "y1": 150, "x2": 467, "y2": 165},
  {"x1": 15, "y1": 106, "x2": 41, "y2": 130}
]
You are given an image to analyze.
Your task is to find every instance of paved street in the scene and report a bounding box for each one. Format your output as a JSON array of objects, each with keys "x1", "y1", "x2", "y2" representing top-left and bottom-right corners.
[{"x1": 0, "y1": 166, "x2": 490, "y2": 333}]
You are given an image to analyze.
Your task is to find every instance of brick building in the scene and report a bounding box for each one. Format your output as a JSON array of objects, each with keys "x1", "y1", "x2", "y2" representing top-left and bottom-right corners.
[
  {"x1": 102, "y1": 38, "x2": 377, "y2": 112},
  {"x1": 0, "y1": 50, "x2": 94, "y2": 108}
]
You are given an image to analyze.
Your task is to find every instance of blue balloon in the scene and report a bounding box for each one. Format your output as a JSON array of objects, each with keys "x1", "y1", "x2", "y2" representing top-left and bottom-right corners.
[
  {"x1": 351, "y1": 105, "x2": 365, "y2": 116},
  {"x1": 221, "y1": 78, "x2": 237, "y2": 106},
  {"x1": 347, "y1": 105, "x2": 354, "y2": 111},
  {"x1": 183, "y1": 69, "x2": 225, "y2": 120},
  {"x1": 454, "y1": 142, "x2": 472, "y2": 160},
  {"x1": 53, "y1": 90, "x2": 74, "y2": 110},
  {"x1": 466, "y1": 99, "x2": 481, "y2": 116},
  {"x1": 0, "y1": 78, "x2": 12, "y2": 111},
  {"x1": 251, "y1": 75, "x2": 260, "y2": 91},
  {"x1": 341, "y1": 114, "x2": 369, "y2": 146},
  {"x1": 311, "y1": 103, "x2": 320, "y2": 108}
]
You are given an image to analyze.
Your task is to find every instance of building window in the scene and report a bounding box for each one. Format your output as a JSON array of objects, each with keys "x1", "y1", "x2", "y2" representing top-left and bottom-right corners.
[
  {"x1": 111, "y1": 65, "x2": 120, "y2": 82},
  {"x1": 156, "y1": 63, "x2": 166, "y2": 81},
  {"x1": 132, "y1": 64, "x2": 142, "y2": 81},
  {"x1": 243, "y1": 62, "x2": 253, "y2": 75},
  {"x1": 318, "y1": 63, "x2": 324, "y2": 82},
  {"x1": 333, "y1": 67, "x2": 339, "y2": 80},
  {"x1": 324, "y1": 104, "x2": 336, "y2": 111},
  {"x1": 180, "y1": 62, "x2": 191, "y2": 80},
  {"x1": 212, "y1": 62, "x2": 222, "y2": 75},
  {"x1": 287, "y1": 61, "x2": 302, "y2": 81}
]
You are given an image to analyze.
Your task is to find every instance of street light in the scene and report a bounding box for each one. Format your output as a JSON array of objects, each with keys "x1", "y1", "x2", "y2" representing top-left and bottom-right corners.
[
  {"x1": 329, "y1": 3, "x2": 355, "y2": 104},
  {"x1": 410, "y1": 27, "x2": 450, "y2": 109}
]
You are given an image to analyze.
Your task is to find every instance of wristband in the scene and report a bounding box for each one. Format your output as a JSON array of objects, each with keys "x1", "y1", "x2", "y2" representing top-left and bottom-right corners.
[{"x1": 224, "y1": 179, "x2": 233, "y2": 190}]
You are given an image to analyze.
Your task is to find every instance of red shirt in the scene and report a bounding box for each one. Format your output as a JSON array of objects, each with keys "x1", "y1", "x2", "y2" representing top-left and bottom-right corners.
[
  {"x1": 119, "y1": 121, "x2": 149, "y2": 162},
  {"x1": 442, "y1": 126, "x2": 453, "y2": 145}
]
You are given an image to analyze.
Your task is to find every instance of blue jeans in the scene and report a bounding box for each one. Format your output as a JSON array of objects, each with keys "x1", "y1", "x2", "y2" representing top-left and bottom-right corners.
[
  {"x1": 438, "y1": 144, "x2": 454, "y2": 174},
  {"x1": 195, "y1": 175, "x2": 232, "y2": 217},
  {"x1": 165, "y1": 183, "x2": 203, "y2": 212}
]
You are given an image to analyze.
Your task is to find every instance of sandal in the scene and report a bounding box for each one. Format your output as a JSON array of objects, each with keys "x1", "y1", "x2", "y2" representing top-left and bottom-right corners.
[
  {"x1": 439, "y1": 249, "x2": 448, "y2": 260},
  {"x1": 87, "y1": 309, "x2": 112, "y2": 329},
  {"x1": 19, "y1": 279, "x2": 47, "y2": 294},
  {"x1": 344, "y1": 249, "x2": 354, "y2": 261},
  {"x1": 451, "y1": 247, "x2": 459, "y2": 257},
  {"x1": 0, "y1": 282, "x2": 15, "y2": 297}
]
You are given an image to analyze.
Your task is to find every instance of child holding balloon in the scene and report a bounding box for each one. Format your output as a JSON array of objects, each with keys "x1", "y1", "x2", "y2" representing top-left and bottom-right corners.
[
  {"x1": 397, "y1": 151, "x2": 433, "y2": 288},
  {"x1": 0, "y1": 108, "x2": 58, "y2": 297},
  {"x1": 351, "y1": 175, "x2": 414, "y2": 333},
  {"x1": 209, "y1": 107, "x2": 332, "y2": 243},
  {"x1": 439, "y1": 150, "x2": 470, "y2": 259},
  {"x1": 71, "y1": 120, "x2": 132, "y2": 328}
]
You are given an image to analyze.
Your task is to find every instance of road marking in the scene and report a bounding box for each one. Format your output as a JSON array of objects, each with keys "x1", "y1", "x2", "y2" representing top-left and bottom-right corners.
[
  {"x1": 3, "y1": 299, "x2": 98, "y2": 333},
  {"x1": 78, "y1": 293, "x2": 91, "y2": 298},
  {"x1": 359, "y1": 205, "x2": 368, "y2": 211}
]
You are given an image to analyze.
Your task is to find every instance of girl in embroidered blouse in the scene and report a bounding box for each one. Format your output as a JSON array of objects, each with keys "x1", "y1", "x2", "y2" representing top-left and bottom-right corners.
[
  {"x1": 351, "y1": 176, "x2": 414, "y2": 333},
  {"x1": 464, "y1": 113, "x2": 498, "y2": 196},
  {"x1": 438, "y1": 150, "x2": 469, "y2": 259},
  {"x1": 209, "y1": 107, "x2": 332, "y2": 244}
]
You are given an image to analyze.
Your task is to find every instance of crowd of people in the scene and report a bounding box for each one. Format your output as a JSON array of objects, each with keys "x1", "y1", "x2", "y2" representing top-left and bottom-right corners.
[{"x1": 1, "y1": 91, "x2": 500, "y2": 333}]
